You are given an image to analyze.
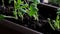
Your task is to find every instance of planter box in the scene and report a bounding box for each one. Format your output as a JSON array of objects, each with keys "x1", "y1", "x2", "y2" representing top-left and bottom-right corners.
[
  {"x1": 0, "y1": 2, "x2": 60, "y2": 34},
  {"x1": 38, "y1": 3, "x2": 59, "y2": 19},
  {"x1": 0, "y1": 19, "x2": 43, "y2": 34},
  {"x1": 0, "y1": 25, "x2": 23, "y2": 34}
]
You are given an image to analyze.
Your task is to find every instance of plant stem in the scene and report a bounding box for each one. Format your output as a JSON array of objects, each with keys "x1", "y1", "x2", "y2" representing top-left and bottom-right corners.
[
  {"x1": 48, "y1": 18, "x2": 55, "y2": 30},
  {"x1": 2, "y1": 0, "x2": 4, "y2": 7},
  {"x1": 3, "y1": 15, "x2": 18, "y2": 19}
]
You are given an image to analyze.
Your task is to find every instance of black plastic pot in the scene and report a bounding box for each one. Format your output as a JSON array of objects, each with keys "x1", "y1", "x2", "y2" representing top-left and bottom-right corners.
[
  {"x1": 48, "y1": 2, "x2": 60, "y2": 7},
  {"x1": 0, "y1": 24, "x2": 23, "y2": 34},
  {"x1": 38, "y1": 3, "x2": 59, "y2": 19},
  {"x1": 0, "y1": 2, "x2": 60, "y2": 34},
  {"x1": 37, "y1": 3, "x2": 60, "y2": 33},
  {"x1": 0, "y1": 19, "x2": 43, "y2": 34}
]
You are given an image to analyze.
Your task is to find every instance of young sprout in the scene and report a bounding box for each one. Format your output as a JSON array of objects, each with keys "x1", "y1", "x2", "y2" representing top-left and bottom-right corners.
[
  {"x1": 0, "y1": 0, "x2": 40, "y2": 21},
  {"x1": 0, "y1": 14, "x2": 5, "y2": 20},
  {"x1": 13, "y1": 0, "x2": 40, "y2": 20},
  {"x1": 2, "y1": 0, "x2": 4, "y2": 7},
  {"x1": 48, "y1": 18, "x2": 55, "y2": 30},
  {"x1": 48, "y1": 8, "x2": 60, "y2": 30}
]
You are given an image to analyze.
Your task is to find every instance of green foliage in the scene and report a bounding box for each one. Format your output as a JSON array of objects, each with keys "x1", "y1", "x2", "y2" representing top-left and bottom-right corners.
[
  {"x1": 48, "y1": 18, "x2": 55, "y2": 30},
  {"x1": 0, "y1": 15, "x2": 5, "y2": 20},
  {"x1": 13, "y1": 0, "x2": 40, "y2": 20},
  {"x1": 57, "y1": 8, "x2": 60, "y2": 14},
  {"x1": 13, "y1": 0, "x2": 27, "y2": 19},
  {"x1": 0, "y1": 0, "x2": 40, "y2": 21},
  {"x1": 2, "y1": 0, "x2": 4, "y2": 7},
  {"x1": 48, "y1": 8, "x2": 60, "y2": 30},
  {"x1": 28, "y1": 3, "x2": 38, "y2": 20},
  {"x1": 49, "y1": 0, "x2": 60, "y2": 6},
  {"x1": 27, "y1": 0, "x2": 40, "y2": 20},
  {"x1": 54, "y1": 15, "x2": 60, "y2": 29}
]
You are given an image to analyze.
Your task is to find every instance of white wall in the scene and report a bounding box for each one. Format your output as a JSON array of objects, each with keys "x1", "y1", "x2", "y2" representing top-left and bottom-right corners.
[{"x1": 43, "y1": 0, "x2": 48, "y2": 3}]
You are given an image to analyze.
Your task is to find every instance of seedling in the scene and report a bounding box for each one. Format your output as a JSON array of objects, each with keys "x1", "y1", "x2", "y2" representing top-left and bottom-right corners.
[
  {"x1": 2, "y1": 0, "x2": 4, "y2": 7},
  {"x1": 48, "y1": 8, "x2": 60, "y2": 30},
  {"x1": 27, "y1": 0, "x2": 40, "y2": 20},
  {"x1": 0, "y1": 0, "x2": 40, "y2": 21},
  {"x1": 13, "y1": 0, "x2": 40, "y2": 20},
  {"x1": 0, "y1": 15, "x2": 5, "y2": 20}
]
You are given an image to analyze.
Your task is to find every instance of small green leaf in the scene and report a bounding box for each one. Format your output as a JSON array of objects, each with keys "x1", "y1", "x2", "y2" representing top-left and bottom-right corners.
[
  {"x1": 0, "y1": 15, "x2": 4, "y2": 20},
  {"x1": 57, "y1": 8, "x2": 60, "y2": 15},
  {"x1": 21, "y1": 3, "x2": 28, "y2": 8},
  {"x1": 29, "y1": 4, "x2": 38, "y2": 16},
  {"x1": 17, "y1": 0, "x2": 21, "y2": 5}
]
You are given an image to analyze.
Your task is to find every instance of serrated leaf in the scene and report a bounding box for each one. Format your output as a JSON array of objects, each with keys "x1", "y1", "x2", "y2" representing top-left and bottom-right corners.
[
  {"x1": 29, "y1": 4, "x2": 38, "y2": 16},
  {"x1": 17, "y1": 0, "x2": 21, "y2": 5}
]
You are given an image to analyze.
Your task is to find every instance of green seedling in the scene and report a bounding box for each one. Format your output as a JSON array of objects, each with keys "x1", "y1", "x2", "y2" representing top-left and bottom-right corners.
[
  {"x1": 2, "y1": 0, "x2": 4, "y2": 7},
  {"x1": 13, "y1": 0, "x2": 40, "y2": 20},
  {"x1": 0, "y1": 0, "x2": 40, "y2": 21},
  {"x1": 27, "y1": 0, "x2": 40, "y2": 20},
  {"x1": 0, "y1": 15, "x2": 5, "y2": 20},
  {"x1": 13, "y1": 0, "x2": 27, "y2": 20},
  {"x1": 48, "y1": 8, "x2": 60, "y2": 30}
]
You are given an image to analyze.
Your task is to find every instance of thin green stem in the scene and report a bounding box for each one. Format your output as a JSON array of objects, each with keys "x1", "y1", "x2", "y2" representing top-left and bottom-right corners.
[
  {"x1": 48, "y1": 18, "x2": 55, "y2": 30},
  {"x1": 2, "y1": 0, "x2": 4, "y2": 7}
]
